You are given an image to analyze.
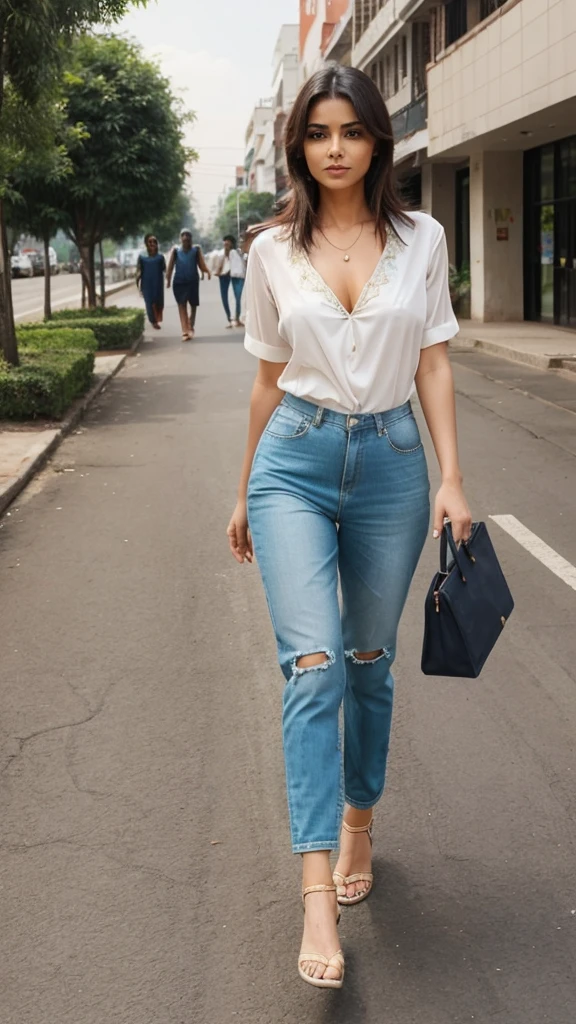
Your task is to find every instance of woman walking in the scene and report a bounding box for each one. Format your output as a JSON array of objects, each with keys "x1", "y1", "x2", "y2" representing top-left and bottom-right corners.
[
  {"x1": 166, "y1": 228, "x2": 211, "y2": 340},
  {"x1": 215, "y1": 234, "x2": 246, "y2": 327},
  {"x1": 136, "y1": 234, "x2": 166, "y2": 329},
  {"x1": 227, "y1": 65, "x2": 471, "y2": 990}
]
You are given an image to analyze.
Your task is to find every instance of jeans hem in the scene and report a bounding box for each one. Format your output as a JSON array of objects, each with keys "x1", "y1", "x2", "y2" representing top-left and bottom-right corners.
[
  {"x1": 345, "y1": 790, "x2": 384, "y2": 811},
  {"x1": 292, "y1": 840, "x2": 339, "y2": 854}
]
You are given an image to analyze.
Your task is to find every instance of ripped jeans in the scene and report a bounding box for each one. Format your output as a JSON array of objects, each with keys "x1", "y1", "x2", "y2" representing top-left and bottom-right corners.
[{"x1": 247, "y1": 395, "x2": 430, "y2": 853}]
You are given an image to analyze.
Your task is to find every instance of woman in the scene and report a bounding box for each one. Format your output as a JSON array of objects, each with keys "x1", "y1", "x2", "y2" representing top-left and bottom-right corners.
[
  {"x1": 215, "y1": 234, "x2": 246, "y2": 327},
  {"x1": 166, "y1": 228, "x2": 211, "y2": 340},
  {"x1": 136, "y1": 234, "x2": 166, "y2": 329},
  {"x1": 227, "y1": 65, "x2": 471, "y2": 990}
]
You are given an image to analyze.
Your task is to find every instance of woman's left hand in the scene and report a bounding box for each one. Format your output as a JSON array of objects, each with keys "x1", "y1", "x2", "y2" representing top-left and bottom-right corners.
[{"x1": 433, "y1": 480, "x2": 472, "y2": 543}]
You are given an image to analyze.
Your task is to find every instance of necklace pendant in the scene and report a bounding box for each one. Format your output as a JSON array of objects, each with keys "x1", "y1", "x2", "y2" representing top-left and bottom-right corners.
[{"x1": 343, "y1": 254, "x2": 350, "y2": 262}]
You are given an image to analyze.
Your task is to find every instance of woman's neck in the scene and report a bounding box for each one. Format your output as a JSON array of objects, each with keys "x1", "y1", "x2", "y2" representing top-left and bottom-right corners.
[{"x1": 316, "y1": 183, "x2": 371, "y2": 231}]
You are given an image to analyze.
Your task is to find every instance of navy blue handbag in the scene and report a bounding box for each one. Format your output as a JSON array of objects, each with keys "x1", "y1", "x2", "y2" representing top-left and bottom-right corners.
[{"x1": 421, "y1": 521, "x2": 514, "y2": 678}]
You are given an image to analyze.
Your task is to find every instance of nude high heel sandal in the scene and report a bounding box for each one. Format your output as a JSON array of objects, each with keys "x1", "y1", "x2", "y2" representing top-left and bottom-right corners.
[
  {"x1": 298, "y1": 884, "x2": 345, "y2": 990},
  {"x1": 333, "y1": 818, "x2": 374, "y2": 906}
]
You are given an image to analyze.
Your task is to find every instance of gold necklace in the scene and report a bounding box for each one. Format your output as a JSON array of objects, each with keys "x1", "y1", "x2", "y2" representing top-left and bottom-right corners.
[{"x1": 319, "y1": 222, "x2": 364, "y2": 262}]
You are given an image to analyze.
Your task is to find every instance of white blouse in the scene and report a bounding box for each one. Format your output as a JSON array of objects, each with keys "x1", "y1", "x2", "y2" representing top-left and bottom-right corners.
[{"x1": 243, "y1": 211, "x2": 458, "y2": 415}]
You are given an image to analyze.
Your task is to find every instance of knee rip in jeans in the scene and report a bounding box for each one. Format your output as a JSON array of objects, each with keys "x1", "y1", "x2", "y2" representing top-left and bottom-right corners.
[
  {"x1": 291, "y1": 649, "x2": 336, "y2": 679},
  {"x1": 345, "y1": 647, "x2": 391, "y2": 665}
]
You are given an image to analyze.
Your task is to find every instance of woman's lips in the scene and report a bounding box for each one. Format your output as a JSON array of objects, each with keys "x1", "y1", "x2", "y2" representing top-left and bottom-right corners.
[{"x1": 325, "y1": 166, "x2": 350, "y2": 176}]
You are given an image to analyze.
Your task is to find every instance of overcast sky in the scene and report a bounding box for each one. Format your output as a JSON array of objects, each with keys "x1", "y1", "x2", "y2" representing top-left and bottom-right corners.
[{"x1": 115, "y1": 0, "x2": 299, "y2": 229}]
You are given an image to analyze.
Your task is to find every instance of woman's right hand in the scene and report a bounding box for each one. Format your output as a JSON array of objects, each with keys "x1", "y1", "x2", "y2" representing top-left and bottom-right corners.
[{"x1": 227, "y1": 500, "x2": 253, "y2": 564}]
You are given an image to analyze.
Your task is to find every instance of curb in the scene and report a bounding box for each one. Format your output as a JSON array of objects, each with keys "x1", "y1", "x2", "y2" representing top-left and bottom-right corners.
[
  {"x1": 452, "y1": 335, "x2": 576, "y2": 371},
  {"x1": 0, "y1": 335, "x2": 143, "y2": 517}
]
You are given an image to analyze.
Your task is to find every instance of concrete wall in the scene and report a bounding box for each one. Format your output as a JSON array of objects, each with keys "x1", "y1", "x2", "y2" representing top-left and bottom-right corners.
[
  {"x1": 470, "y1": 151, "x2": 524, "y2": 321},
  {"x1": 421, "y1": 163, "x2": 457, "y2": 264},
  {"x1": 428, "y1": 0, "x2": 576, "y2": 156}
]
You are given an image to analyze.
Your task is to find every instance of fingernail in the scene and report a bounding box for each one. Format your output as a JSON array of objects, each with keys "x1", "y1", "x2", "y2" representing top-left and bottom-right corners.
[{"x1": 433, "y1": 529, "x2": 439, "y2": 538}]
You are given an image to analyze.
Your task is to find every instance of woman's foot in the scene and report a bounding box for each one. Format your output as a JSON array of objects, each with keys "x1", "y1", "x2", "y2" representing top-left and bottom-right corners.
[
  {"x1": 152, "y1": 322, "x2": 161, "y2": 330},
  {"x1": 225, "y1": 320, "x2": 234, "y2": 329},
  {"x1": 333, "y1": 811, "x2": 374, "y2": 903},
  {"x1": 299, "y1": 887, "x2": 343, "y2": 985}
]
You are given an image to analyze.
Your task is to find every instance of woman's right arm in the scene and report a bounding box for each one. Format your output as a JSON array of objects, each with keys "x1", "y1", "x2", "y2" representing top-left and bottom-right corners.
[
  {"x1": 166, "y1": 248, "x2": 175, "y2": 286},
  {"x1": 227, "y1": 358, "x2": 287, "y2": 564}
]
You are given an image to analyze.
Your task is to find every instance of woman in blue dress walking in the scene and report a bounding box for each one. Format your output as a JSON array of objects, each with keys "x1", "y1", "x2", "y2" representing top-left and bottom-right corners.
[
  {"x1": 166, "y1": 228, "x2": 212, "y2": 340},
  {"x1": 136, "y1": 235, "x2": 166, "y2": 330}
]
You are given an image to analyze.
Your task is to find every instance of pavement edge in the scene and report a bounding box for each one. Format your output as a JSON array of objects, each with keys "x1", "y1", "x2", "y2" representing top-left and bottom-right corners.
[{"x1": 0, "y1": 333, "x2": 143, "y2": 517}]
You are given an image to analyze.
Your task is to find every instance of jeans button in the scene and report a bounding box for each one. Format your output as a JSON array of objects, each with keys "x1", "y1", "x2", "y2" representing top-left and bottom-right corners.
[{"x1": 349, "y1": 416, "x2": 359, "y2": 426}]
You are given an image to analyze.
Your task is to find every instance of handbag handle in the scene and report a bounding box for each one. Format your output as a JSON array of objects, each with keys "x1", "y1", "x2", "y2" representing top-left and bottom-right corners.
[{"x1": 439, "y1": 522, "x2": 470, "y2": 581}]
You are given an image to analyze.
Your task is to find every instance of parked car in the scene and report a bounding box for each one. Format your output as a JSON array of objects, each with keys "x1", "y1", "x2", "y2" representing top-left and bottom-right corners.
[
  {"x1": 22, "y1": 247, "x2": 60, "y2": 276},
  {"x1": 10, "y1": 253, "x2": 34, "y2": 279}
]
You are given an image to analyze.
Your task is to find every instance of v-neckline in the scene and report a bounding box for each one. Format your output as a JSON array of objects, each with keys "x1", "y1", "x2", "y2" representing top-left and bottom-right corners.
[{"x1": 303, "y1": 245, "x2": 388, "y2": 318}]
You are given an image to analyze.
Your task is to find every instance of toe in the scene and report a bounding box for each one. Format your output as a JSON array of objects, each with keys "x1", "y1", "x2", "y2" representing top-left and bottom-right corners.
[{"x1": 324, "y1": 964, "x2": 341, "y2": 981}]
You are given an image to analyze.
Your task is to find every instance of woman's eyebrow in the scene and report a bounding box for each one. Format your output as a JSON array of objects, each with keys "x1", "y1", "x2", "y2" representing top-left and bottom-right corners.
[{"x1": 307, "y1": 121, "x2": 362, "y2": 130}]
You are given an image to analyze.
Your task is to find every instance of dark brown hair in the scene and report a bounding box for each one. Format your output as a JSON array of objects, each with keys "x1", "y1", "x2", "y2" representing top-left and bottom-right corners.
[{"x1": 275, "y1": 63, "x2": 411, "y2": 252}]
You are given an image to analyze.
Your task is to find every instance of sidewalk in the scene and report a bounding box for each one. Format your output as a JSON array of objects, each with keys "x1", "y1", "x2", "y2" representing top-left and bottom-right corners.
[{"x1": 454, "y1": 319, "x2": 576, "y2": 370}]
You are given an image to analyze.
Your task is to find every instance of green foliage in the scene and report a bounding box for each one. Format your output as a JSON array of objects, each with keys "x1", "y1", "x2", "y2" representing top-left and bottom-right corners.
[
  {"x1": 0, "y1": 324, "x2": 97, "y2": 419},
  {"x1": 19, "y1": 309, "x2": 145, "y2": 349},
  {"x1": 51, "y1": 305, "x2": 140, "y2": 321},
  {"x1": 58, "y1": 34, "x2": 195, "y2": 245},
  {"x1": 449, "y1": 262, "x2": 471, "y2": 304},
  {"x1": 215, "y1": 190, "x2": 276, "y2": 241},
  {"x1": 17, "y1": 327, "x2": 97, "y2": 353}
]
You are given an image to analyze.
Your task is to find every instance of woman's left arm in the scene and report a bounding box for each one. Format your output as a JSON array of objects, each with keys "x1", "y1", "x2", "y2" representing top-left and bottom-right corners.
[
  {"x1": 415, "y1": 342, "x2": 472, "y2": 544},
  {"x1": 197, "y1": 246, "x2": 211, "y2": 280}
]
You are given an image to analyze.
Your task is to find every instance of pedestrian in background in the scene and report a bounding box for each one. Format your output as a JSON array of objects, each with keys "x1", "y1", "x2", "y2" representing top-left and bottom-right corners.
[
  {"x1": 136, "y1": 234, "x2": 166, "y2": 330},
  {"x1": 227, "y1": 64, "x2": 471, "y2": 990},
  {"x1": 166, "y1": 228, "x2": 211, "y2": 341},
  {"x1": 215, "y1": 234, "x2": 246, "y2": 328}
]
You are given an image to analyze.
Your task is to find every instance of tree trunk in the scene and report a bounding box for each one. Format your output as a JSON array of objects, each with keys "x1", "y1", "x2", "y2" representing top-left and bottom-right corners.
[
  {"x1": 78, "y1": 240, "x2": 97, "y2": 308},
  {"x1": 43, "y1": 233, "x2": 52, "y2": 320},
  {"x1": 0, "y1": 198, "x2": 18, "y2": 366},
  {"x1": 98, "y1": 240, "x2": 105, "y2": 308}
]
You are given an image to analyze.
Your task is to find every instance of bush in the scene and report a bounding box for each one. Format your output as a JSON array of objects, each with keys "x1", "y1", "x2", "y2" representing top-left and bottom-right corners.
[
  {"x1": 18, "y1": 309, "x2": 144, "y2": 350},
  {"x1": 17, "y1": 327, "x2": 98, "y2": 354},
  {"x1": 51, "y1": 305, "x2": 140, "y2": 321},
  {"x1": 0, "y1": 349, "x2": 95, "y2": 420}
]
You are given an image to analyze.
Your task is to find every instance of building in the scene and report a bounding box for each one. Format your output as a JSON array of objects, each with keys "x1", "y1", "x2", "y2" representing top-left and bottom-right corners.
[
  {"x1": 272, "y1": 25, "x2": 300, "y2": 196},
  {"x1": 244, "y1": 100, "x2": 275, "y2": 194},
  {"x1": 350, "y1": 0, "x2": 576, "y2": 327},
  {"x1": 300, "y1": 1, "x2": 354, "y2": 81}
]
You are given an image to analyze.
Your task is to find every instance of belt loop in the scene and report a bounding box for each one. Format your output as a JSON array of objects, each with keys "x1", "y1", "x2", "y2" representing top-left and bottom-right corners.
[
  {"x1": 313, "y1": 405, "x2": 324, "y2": 427},
  {"x1": 374, "y1": 412, "x2": 384, "y2": 436}
]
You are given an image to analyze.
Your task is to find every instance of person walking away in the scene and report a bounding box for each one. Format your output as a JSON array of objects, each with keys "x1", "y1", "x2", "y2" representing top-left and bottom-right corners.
[
  {"x1": 136, "y1": 234, "x2": 166, "y2": 330},
  {"x1": 226, "y1": 64, "x2": 472, "y2": 990},
  {"x1": 166, "y1": 229, "x2": 211, "y2": 340},
  {"x1": 215, "y1": 235, "x2": 246, "y2": 328}
]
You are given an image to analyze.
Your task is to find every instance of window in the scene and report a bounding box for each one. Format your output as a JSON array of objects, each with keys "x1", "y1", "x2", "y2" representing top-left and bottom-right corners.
[
  {"x1": 401, "y1": 36, "x2": 408, "y2": 81},
  {"x1": 480, "y1": 0, "x2": 507, "y2": 19},
  {"x1": 411, "y1": 21, "x2": 430, "y2": 100},
  {"x1": 445, "y1": 0, "x2": 467, "y2": 47},
  {"x1": 393, "y1": 45, "x2": 399, "y2": 93}
]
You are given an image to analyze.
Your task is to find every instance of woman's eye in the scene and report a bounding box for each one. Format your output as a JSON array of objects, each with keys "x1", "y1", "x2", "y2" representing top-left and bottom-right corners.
[
  {"x1": 307, "y1": 131, "x2": 325, "y2": 140},
  {"x1": 347, "y1": 130, "x2": 362, "y2": 138}
]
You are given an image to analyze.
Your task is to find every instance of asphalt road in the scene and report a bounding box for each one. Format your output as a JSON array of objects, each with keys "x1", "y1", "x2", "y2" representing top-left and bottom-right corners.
[
  {"x1": 1, "y1": 281, "x2": 576, "y2": 1024},
  {"x1": 11, "y1": 272, "x2": 86, "y2": 322}
]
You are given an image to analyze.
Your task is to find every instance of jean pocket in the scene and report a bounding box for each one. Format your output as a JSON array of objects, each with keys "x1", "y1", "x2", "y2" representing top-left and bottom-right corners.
[
  {"x1": 265, "y1": 404, "x2": 313, "y2": 439},
  {"x1": 385, "y1": 413, "x2": 423, "y2": 454}
]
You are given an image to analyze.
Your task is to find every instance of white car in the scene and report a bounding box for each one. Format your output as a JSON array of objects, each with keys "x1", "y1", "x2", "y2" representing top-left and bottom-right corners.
[{"x1": 11, "y1": 253, "x2": 34, "y2": 279}]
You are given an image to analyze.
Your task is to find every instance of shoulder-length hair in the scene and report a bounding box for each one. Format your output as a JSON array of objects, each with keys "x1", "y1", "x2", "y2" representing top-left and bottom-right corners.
[{"x1": 274, "y1": 63, "x2": 411, "y2": 252}]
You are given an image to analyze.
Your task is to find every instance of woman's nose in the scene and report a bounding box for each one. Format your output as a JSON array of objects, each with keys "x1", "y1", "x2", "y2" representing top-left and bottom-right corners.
[{"x1": 328, "y1": 136, "x2": 344, "y2": 158}]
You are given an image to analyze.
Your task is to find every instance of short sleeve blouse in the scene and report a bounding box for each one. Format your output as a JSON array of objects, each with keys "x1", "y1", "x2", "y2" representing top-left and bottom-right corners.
[{"x1": 243, "y1": 211, "x2": 458, "y2": 415}]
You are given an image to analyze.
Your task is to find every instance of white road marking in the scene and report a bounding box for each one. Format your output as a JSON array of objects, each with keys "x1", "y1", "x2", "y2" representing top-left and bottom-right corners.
[
  {"x1": 14, "y1": 289, "x2": 83, "y2": 320},
  {"x1": 490, "y1": 514, "x2": 576, "y2": 592}
]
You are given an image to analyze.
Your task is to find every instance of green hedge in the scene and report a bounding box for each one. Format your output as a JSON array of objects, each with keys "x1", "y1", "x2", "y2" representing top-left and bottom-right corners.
[
  {"x1": 0, "y1": 349, "x2": 95, "y2": 419},
  {"x1": 17, "y1": 327, "x2": 98, "y2": 354},
  {"x1": 18, "y1": 307, "x2": 144, "y2": 348},
  {"x1": 51, "y1": 305, "x2": 140, "y2": 321}
]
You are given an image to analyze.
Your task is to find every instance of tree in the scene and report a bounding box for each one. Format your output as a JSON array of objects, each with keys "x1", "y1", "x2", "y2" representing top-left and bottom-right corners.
[
  {"x1": 215, "y1": 190, "x2": 276, "y2": 242},
  {"x1": 0, "y1": 0, "x2": 149, "y2": 364},
  {"x1": 55, "y1": 33, "x2": 194, "y2": 307}
]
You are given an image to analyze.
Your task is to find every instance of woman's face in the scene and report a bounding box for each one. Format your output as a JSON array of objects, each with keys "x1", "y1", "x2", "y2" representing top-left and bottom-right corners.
[
  {"x1": 302, "y1": 96, "x2": 376, "y2": 192},
  {"x1": 147, "y1": 237, "x2": 158, "y2": 255}
]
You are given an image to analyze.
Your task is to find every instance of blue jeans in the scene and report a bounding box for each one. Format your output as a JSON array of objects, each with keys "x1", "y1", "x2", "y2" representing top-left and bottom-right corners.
[
  {"x1": 219, "y1": 274, "x2": 244, "y2": 321},
  {"x1": 247, "y1": 395, "x2": 430, "y2": 853}
]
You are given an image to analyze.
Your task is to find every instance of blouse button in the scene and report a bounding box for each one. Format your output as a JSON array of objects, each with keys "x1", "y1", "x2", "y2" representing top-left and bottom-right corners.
[{"x1": 351, "y1": 342, "x2": 356, "y2": 352}]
